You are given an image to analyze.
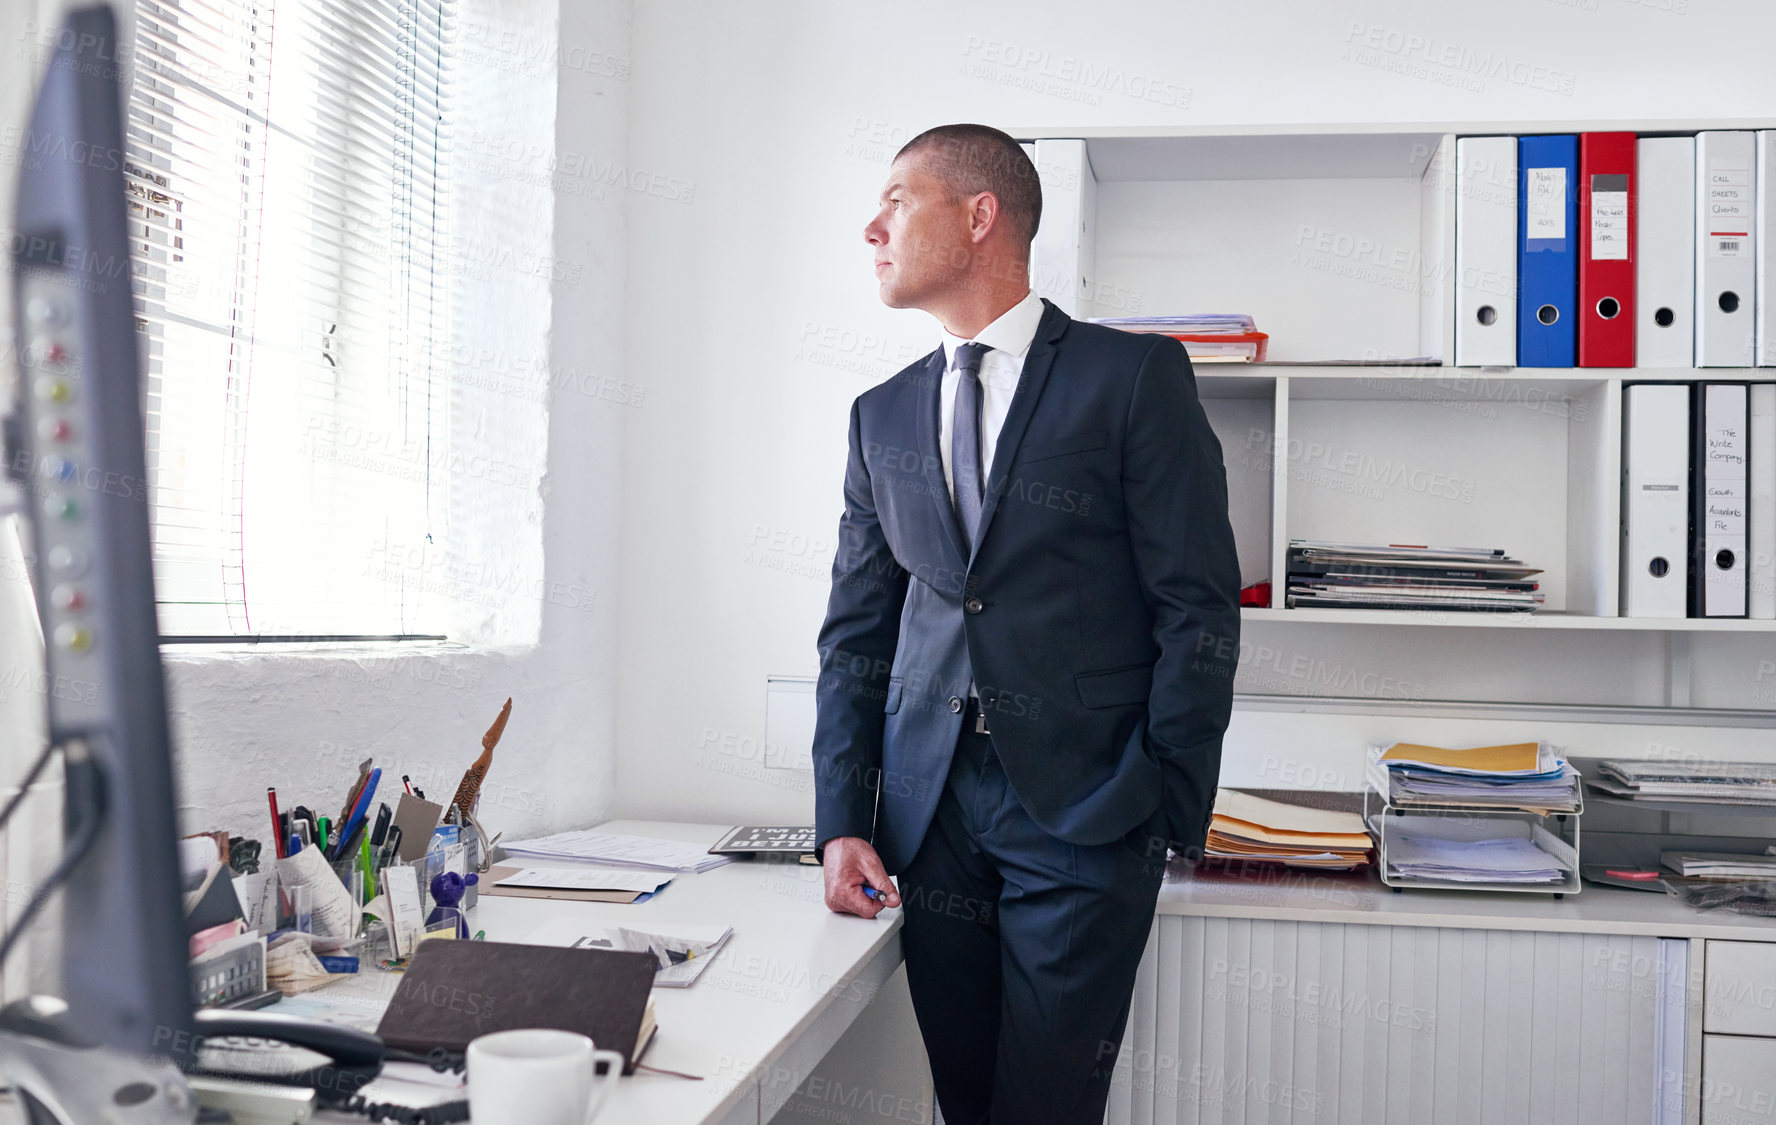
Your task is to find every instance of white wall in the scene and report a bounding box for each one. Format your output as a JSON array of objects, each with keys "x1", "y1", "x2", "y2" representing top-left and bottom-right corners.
[{"x1": 611, "y1": 0, "x2": 1776, "y2": 829}]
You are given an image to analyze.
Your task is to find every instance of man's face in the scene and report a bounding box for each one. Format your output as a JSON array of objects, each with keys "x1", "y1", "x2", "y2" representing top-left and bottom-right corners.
[{"x1": 863, "y1": 154, "x2": 971, "y2": 310}]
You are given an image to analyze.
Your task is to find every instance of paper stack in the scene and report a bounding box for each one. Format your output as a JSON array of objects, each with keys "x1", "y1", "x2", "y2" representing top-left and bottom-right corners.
[
  {"x1": 1286, "y1": 540, "x2": 1544, "y2": 613},
  {"x1": 1592, "y1": 760, "x2": 1776, "y2": 806},
  {"x1": 1386, "y1": 831, "x2": 1567, "y2": 884},
  {"x1": 1660, "y1": 851, "x2": 1776, "y2": 880},
  {"x1": 1369, "y1": 741, "x2": 1582, "y2": 812},
  {"x1": 481, "y1": 864, "x2": 672, "y2": 905},
  {"x1": 1088, "y1": 314, "x2": 1270, "y2": 363},
  {"x1": 500, "y1": 830, "x2": 733, "y2": 873},
  {"x1": 1204, "y1": 789, "x2": 1373, "y2": 869}
]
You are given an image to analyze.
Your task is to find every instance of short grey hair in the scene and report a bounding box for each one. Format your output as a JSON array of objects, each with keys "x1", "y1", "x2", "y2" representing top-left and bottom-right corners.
[{"x1": 896, "y1": 123, "x2": 1043, "y2": 248}]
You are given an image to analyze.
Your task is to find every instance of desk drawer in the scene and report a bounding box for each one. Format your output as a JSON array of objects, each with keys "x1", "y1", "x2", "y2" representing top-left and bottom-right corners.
[
  {"x1": 1706, "y1": 941, "x2": 1776, "y2": 1037},
  {"x1": 1702, "y1": 1035, "x2": 1776, "y2": 1125}
]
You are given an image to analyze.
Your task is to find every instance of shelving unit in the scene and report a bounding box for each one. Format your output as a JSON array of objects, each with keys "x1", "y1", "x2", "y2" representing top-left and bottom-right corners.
[
  {"x1": 1022, "y1": 124, "x2": 1776, "y2": 637},
  {"x1": 1016, "y1": 122, "x2": 1776, "y2": 1122}
]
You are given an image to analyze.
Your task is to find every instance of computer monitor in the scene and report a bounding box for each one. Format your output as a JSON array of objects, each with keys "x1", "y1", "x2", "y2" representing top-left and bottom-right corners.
[{"x1": 0, "y1": 2, "x2": 194, "y2": 1117}]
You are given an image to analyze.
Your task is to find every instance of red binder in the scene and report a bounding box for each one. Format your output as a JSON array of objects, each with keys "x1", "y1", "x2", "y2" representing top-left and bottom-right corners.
[{"x1": 1578, "y1": 132, "x2": 1636, "y2": 367}]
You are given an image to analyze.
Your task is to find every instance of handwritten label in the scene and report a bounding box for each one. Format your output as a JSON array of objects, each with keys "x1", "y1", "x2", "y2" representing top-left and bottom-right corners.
[{"x1": 1526, "y1": 167, "x2": 1567, "y2": 241}]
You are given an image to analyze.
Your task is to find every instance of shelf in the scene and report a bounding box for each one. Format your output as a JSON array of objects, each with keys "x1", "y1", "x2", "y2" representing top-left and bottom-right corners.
[
  {"x1": 1578, "y1": 785, "x2": 1776, "y2": 818},
  {"x1": 1014, "y1": 119, "x2": 1776, "y2": 144},
  {"x1": 1193, "y1": 373, "x2": 1275, "y2": 400},
  {"x1": 1076, "y1": 133, "x2": 1444, "y2": 182},
  {"x1": 1201, "y1": 366, "x2": 1776, "y2": 381},
  {"x1": 1245, "y1": 608, "x2": 1776, "y2": 631}
]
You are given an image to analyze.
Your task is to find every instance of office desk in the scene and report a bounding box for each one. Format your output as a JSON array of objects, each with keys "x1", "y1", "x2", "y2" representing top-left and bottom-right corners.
[{"x1": 308, "y1": 819, "x2": 904, "y2": 1125}]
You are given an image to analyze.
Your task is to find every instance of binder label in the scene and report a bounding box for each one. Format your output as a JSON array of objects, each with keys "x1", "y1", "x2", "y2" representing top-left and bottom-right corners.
[
  {"x1": 1705, "y1": 435, "x2": 1746, "y2": 470},
  {"x1": 1590, "y1": 173, "x2": 1628, "y2": 260},
  {"x1": 1707, "y1": 498, "x2": 1745, "y2": 531},
  {"x1": 1707, "y1": 158, "x2": 1751, "y2": 255},
  {"x1": 1526, "y1": 167, "x2": 1567, "y2": 241}
]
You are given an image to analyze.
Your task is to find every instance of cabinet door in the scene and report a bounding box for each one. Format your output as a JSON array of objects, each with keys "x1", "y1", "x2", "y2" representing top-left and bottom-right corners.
[
  {"x1": 1701, "y1": 1035, "x2": 1776, "y2": 1125},
  {"x1": 1110, "y1": 919, "x2": 1689, "y2": 1125},
  {"x1": 1705, "y1": 941, "x2": 1776, "y2": 1038}
]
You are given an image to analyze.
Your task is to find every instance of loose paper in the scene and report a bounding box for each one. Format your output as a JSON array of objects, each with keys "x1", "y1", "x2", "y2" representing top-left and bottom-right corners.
[
  {"x1": 493, "y1": 866, "x2": 673, "y2": 893},
  {"x1": 232, "y1": 871, "x2": 278, "y2": 933}
]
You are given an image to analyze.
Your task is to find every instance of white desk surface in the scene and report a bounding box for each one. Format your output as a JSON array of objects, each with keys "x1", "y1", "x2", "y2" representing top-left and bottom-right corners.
[
  {"x1": 1156, "y1": 862, "x2": 1776, "y2": 940},
  {"x1": 308, "y1": 819, "x2": 903, "y2": 1125}
]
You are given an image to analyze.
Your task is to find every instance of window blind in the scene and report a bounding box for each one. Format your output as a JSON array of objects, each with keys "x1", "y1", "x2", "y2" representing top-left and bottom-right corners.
[{"x1": 125, "y1": 0, "x2": 454, "y2": 638}]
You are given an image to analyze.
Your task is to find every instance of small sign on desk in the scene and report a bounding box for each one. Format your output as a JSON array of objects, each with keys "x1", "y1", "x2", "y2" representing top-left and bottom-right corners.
[{"x1": 709, "y1": 825, "x2": 817, "y2": 857}]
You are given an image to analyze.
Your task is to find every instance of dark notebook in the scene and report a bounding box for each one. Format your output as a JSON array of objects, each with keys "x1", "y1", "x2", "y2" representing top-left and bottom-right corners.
[{"x1": 374, "y1": 940, "x2": 658, "y2": 1075}]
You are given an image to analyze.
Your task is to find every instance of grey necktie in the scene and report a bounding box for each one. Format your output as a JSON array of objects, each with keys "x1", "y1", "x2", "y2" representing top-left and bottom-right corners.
[{"x1": 950, "y1": 342, "x2": 991, "y2": 550}]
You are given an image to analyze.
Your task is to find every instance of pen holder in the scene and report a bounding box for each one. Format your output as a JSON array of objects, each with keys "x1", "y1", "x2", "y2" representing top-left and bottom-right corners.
[
  {"x1": 279, "y1": 884, "x2": 313, "y2": 934},
  {"x1": 274, "y1": 843, "x2": 359, "y2": 949},
  {"x1": 356, "y1": 919, "x2": 397, "y2": 968}
]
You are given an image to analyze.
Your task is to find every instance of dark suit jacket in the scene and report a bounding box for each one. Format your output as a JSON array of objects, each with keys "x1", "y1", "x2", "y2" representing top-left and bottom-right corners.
[{"x1": 812, "y1": 298, "x2": 1241, "y2": 874}]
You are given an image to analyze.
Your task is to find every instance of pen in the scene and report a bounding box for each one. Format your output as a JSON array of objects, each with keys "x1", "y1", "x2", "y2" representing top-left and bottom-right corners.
[
  {"x1": 403, "y1": 775, "x2": 414, "y2": 796},
  {"x1": 369, "y1": 803, "x2": 392, "y2": 848},
  {"x1": 288, "y1": 833, "x2": 301, "y2": 856},
  {"x1": 292, "y1": 806, "x2": 317, "y2": 850},
  {"x1": 861, "y1": 885, "x2": 883, "y2": 901},
  {"x1": 318, "y1": 815, "x2": 331, "y2": 852},
  {"x1": 376, "y1": 825, "x2": 403, "y2": 871},
  {"x1": 267, "y1": 787, "x2": 285, "y2": 859}
]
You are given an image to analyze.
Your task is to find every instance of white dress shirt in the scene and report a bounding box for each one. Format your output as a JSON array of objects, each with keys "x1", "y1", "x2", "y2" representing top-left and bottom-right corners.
[{"x1": 937, "y1": 289, "x2": 1045, "y2": 507}]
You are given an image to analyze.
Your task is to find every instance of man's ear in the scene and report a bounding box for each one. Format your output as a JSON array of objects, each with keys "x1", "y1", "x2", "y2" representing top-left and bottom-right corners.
[{"x1": 968, "y1": 191, "x2": 1000, "y2": 244}]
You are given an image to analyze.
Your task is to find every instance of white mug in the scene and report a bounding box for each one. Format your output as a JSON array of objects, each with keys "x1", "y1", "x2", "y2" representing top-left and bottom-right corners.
[{"x1": 467, "y1": 1028, "x2": 625, "y2": 1125}]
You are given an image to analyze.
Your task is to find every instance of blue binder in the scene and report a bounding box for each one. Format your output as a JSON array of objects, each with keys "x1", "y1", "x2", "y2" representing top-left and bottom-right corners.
[{"x1": 1517, "y1": 135, "x2": 1579, "y2": 367}]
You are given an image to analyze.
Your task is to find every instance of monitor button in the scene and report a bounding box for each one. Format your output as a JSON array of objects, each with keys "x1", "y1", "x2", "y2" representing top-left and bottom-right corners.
[{"x1": 53, "y1": 623, "x2": 93, "y2": 653}]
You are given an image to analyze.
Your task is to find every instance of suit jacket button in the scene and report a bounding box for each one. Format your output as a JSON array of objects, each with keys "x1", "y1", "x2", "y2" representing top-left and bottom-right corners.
[
  {"x1": 964, "y1": 597, "x2": 983, "y2": 614},
  {"x1": 948, "y1": 697, "x2": 963, "y2": 713}
]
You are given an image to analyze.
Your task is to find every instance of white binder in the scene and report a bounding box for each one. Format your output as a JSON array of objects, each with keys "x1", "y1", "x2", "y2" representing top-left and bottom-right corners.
[
  {"x1": 1455, "y1": 137, "x2": 1517, "y2": 367},
  {"x1": 1621, "y1": 384, "x2": 1690, "y2": 618},
  {"x1": 1751, "y1": 383, "x2": 1776, "y2": 618},
  {"x1": 1759, "y1": 132, "x2": 1776, "y2": 366},
  {"x1": 1696, "y1": 131, "x2": 1757, "y2": 367},
  {"x1": 1695, "y1": 383, "x2": 1748, "y2": 617},
  {"x1": 1636, "y1": 137, "x2": 1695, "y2": 368}
]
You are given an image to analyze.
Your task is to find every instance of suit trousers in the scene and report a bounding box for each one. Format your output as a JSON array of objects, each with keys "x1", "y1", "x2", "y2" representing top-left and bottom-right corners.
[{"x1": 897, "y1": 711, "x2": 1168, "y2": 1125}]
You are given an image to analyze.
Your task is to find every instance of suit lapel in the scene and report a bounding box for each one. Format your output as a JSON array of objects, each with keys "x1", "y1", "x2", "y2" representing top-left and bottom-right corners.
[
  {"x1": 971, "y1": 299, "x2": 1069, "y2": 563},
  {"x1": 913, "y1": 347, "x2": 970, "y2": 567}
]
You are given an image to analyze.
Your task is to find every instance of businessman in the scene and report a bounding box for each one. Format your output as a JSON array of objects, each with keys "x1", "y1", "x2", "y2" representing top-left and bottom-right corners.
[{"x1": 812, "y1": 123, "x2": 1240, "y2": 1125}]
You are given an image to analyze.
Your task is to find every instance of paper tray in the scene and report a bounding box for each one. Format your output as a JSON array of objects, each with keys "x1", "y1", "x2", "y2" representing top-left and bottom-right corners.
[
  {"x1": 1373, "y1": 807, "x2": 1581, "y2": 896},
  {"x1": 1365, "y1": 758, "x2": 1585, "y2": 815}
]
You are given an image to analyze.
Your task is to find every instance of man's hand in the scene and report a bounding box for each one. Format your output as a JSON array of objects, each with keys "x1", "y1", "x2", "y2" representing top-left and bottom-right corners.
[{"x1": 822, "y1": 836, "x2": 902, "y2": 918}]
